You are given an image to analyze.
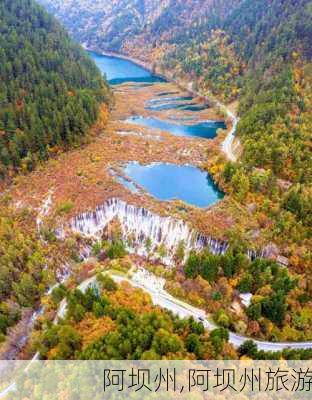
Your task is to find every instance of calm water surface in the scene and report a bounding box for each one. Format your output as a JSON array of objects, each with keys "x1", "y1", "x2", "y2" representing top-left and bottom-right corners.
[
  {"x1": 89, "y1": 51, "x2": 224, "y2": 207},
  {"x1": 126, "y1": 116, "x2": 226, "y2": 139},
  {"x1": 89, "y1": 51, "x2": 164, "y2": 84},
  {"x1": 122, "y1": 162, "x2": 224, "y2": 208}
]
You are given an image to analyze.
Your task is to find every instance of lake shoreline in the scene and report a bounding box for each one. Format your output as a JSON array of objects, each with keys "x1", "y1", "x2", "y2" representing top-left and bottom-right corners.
[
  {"x1": 84, "y1": 45, "x2": 239, "y2": 160},
  {"x1": 84, "y1": 47, "x2": 168, "y2": 83}
]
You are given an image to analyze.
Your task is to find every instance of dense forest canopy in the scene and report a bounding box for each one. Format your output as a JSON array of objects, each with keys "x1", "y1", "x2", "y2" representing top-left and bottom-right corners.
[
  {"x1": 35, "y1": 273, "x2": 312, "y2": 361},
  {"x1": 225, "y1": 0, "x2": 312, "y2": 182},
  {"x1": 0, "y1": 0, "x2": 111, "y2": 178}
]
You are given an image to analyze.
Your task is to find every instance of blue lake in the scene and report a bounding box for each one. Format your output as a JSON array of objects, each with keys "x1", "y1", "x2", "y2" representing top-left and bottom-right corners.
[
  {"x1": 89, "y1": 51, "x2": 165, "y2": 85},
  {"x1": 145, "y1": 101, "x2": 207, "y2": 112},
  {"x1": 126, "y1": 116, "x2": 226, "y2": 139},
  {"x1": 148, "y1": 96, "x2": 194, "y2": 104},
  {"x1": 181, "y1": 104, "x2": 207, "y2": 111},
  {"x1": 145, "y1": 102, "x2": 199, "y2": 111},
  {"x1": 157, "y1": 91, "x2": 179, "y2": 96},
  {"x1": 123, "y1": 162, "x2": 224, "y2": 208},
  {"x1": 145, "y1": 96, "x2": 200, "y2": 111},
  {"x1": 89, "y1": 51, "x2": 224, "y2": 207}
]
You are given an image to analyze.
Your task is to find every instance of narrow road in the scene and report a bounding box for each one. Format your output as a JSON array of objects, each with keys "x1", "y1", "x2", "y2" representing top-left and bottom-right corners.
[
  {"x1": 1, "y1": 269, "x2": 311, "y2": 399},
  {"x1": 65, "y1": 271, "x2": 312, "y2": 352},
  {"x1": 218, "y1": 101, "x2": 239, "y2": 162}
]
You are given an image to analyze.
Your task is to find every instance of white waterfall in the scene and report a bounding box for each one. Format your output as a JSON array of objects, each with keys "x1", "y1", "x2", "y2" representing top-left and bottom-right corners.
[{"x1": 62, "y1": 198, "x2": 229, "y2": 265}]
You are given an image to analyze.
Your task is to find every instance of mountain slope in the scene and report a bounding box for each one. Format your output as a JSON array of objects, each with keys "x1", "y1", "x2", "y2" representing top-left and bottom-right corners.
[
  {"x1": 37, "y1": 0, "x2": 171, "y2": 50},
  {"x1": 38, "y1": 0, "x2": 311, "y2": 180},
  {"x1": 231, "y1": 0, "x2": 312, "y2": 181},
  {"x1": 0, "y1": 0, "x2": 111, "y2": 178},
  {"x1": 37, "y1": 0, "x2": 242, "y2": 52},
  {"x1": 37, "y1": 0, "x2": 244, "y2": 98}
]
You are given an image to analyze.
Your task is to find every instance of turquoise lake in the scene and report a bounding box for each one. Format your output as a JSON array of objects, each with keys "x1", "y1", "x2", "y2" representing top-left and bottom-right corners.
[
  {"x1": 89, "y1": 51, "x2": 224, "y2": 207},
  {"x1": 122, "y1": 162, "x2": 224, "y2": 208},
  {"x1": 145, "y1": 101, "x2": 199, "y2": 111},
  {"x1": 88, "y1": 51, "x2": 165, "y2": 85},
  {"x1": 126, "y1": 116, "x2": 226, "y2": 139}
]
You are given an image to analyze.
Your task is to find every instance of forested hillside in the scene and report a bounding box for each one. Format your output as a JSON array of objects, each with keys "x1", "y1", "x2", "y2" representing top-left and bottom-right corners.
[
  {"x1": 35, "y1": 274, "x2": 312, "y2": 360},
  {"x1": 38, "y1": 0, "x2": 171, "y2": 51},
  {"x1": 36, "y1": 275, "x2": 234, "y2": 360},
  {"x1": 0, "y1": 0, "x2": 111, "y2": 179},
  {"x1": 38, "y1": 0, "x2": 241, "y2": 63},
  {"x1": 228, "y1": 0, "x2": 312, "y2": 181},
  {"x1": 39, "y1": 0, "x2": 312, "y2": 237}
]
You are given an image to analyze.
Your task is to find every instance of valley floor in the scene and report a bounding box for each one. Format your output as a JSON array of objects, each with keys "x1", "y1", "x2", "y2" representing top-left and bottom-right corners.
[
  {"x1": 8, "y1": 81, "x2": 248, "y2": 241},
  {"x1": 4, "y1": 79, "x2": 308, "y2": 360},
  {"x1": 2, "y1": 78, "x2": 310, "y2": 358}
]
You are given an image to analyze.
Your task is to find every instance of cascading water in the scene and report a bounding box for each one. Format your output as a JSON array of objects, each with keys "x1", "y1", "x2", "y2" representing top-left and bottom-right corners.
[{"x1": 61, "y1": 198, "x2": 229, "y2": 265}]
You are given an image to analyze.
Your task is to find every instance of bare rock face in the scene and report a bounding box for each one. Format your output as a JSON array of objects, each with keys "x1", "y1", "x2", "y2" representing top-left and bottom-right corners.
[
  {"x1": 247, "y1": 203, "x2": 257, "y2": 214},
  {"x1": 276, "y1": 255, "x2": 289, "y2": 267},
  {"x1": 101, "y1": 217, "x2": 123, "y2": 241},
  {"x1": 277, "y1": 178, "x2": 292, "y2": 191},
  {"x1": 262, "y1": 243, "x2": 280, "y2": 260}
]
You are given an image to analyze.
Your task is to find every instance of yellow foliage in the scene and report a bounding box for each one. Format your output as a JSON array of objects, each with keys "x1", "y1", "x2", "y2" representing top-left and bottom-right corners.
[
  {"x1": 252, "y1": 294, "x2": 265, "y2": 303},
  {"x1": 76, "y1": 314, "x2": 115, "y2": 349},
  {"x1": 280, "y1": 326, "x2": 300, "y2": 341},
  {"x1": 47, "y1": 346, "x2": 59, "y2": 360},
  {"x1": 110, "y1": 283, "x2": 153, "y2": 314},
  {"x1": 240, "y1": 355, "x2": 252, "y2": 361}
]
